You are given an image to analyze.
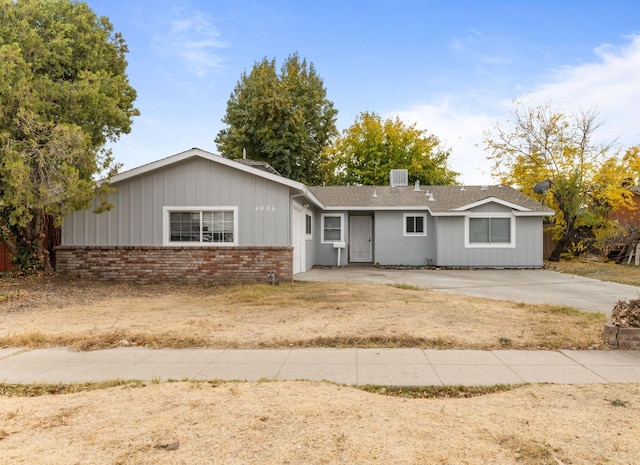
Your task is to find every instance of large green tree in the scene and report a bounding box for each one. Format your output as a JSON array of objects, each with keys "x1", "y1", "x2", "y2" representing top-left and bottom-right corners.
[
  {"x1": 484, "y1": 102, "x2": 634, "y2": 260},
  {"x1": 0, "y1": 0, "x2": 138, "y2": 271},
  {"x1": 323, "y1": 112, "x2": 459, "y2": 186},
  {"x1": 215, "y1": 53, "x2": 338, "y2": 184}
]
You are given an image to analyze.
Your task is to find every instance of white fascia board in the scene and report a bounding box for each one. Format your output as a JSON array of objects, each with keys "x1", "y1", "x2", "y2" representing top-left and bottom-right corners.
[
  {"x1": 451, "y1": 196, "x2": 531, "y2": 212},
  {"x1": 512, "y1": 210, "x2": 555, "y2": 217},
  {"x1": 107, "y1": 148, "x2": 201, "y2": 184},
  {"x1": 320, "y1": 206, "x2": 433, "y2": 212},
  {"x1": 430, "y1": 211, "x2": 470, "y2": 217},
  {"x1": 104, "y1": 147, "x2": 307, "y2": 193},
  {"x1": 431, "y1": 210, "x2": 553, "y2": 217}
]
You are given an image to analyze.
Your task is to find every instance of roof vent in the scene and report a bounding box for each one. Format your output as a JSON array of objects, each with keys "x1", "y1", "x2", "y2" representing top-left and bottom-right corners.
[
  {"x1": 390, "y1": 169, "x2": 408, "y2": 187},
  {"x1": 480, "y1": 185, "x2": 488, "y2": 191},
  {"x1": 413, "y1": 180, "x2": 421, "y2": 191},
  {"x1": 372, "y1": 189, "x2": 378, "y2": 198}
]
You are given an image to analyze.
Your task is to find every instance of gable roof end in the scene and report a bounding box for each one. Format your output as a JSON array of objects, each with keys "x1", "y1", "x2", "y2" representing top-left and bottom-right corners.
[
  {"x1": 106, "y1": 147, "x2": 307, "y2": 193},
  {"x1": 451, "y1": 196, "x2": 531, "y2": 212}
]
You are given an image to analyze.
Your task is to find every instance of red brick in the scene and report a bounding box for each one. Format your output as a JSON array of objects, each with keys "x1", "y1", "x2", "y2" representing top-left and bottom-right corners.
[{"x1": 56, "y1": 246, "x2": 293, "y2": 284}]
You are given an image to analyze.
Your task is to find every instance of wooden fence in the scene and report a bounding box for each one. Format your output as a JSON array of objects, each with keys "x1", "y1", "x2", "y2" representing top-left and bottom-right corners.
[
  {"x1": 543, "y1": 228, "x2": 558, "y2": 260},
  {"x1": 0, "y1": 243, "x2": 12, "y2": 272},
  {"x1": 0, "y1": 217, "x2": 60, "y2": 272}
]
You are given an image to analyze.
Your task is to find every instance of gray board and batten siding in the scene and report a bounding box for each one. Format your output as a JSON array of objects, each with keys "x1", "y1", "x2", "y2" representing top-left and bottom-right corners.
[
  {"x1": 59, "y1": 149, "x2": 553, "y2": 281},
  {"x1": 311, "y1": 207, "x2": 544, "y2": 268},
  {"x1": 435, "y1": 210, "x2": 545, "y2": 268},
  {"x1": 62, "y1": 156, "x2": 293, "y2": 248},
  {"x1": 373, "y1": 210, "x2": 437, "y2": 266},
  {"x1": 308, "y1": 185, "x2": 553, "y2": 269}
]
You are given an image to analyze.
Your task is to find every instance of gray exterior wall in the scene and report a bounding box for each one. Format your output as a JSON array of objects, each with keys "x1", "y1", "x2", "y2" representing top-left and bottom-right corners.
[
  {"x1": 314, "y1": 210, "x2": 349, "y2": 266},
  {"x1": 435, "y1": 215, "x2": 544, "y2": 268},
  {"x1": 313, "y1": 210, "x2": 439, "y2": 267},
  {"x1": 374, "y1": 211, "x2": 436, "y2": 266},
  {"x1": 469, "y1": 203, "x2": 513, "y2": 213},
  {"x1": 62, "y1": 157, "x2": 292, "y2": 247},
  {"x1": 304, "y1": 206, "x2": 318, "y2": 270},
  {"x1": 311, "y1": 206, "x2": 546, "y2": 268}
]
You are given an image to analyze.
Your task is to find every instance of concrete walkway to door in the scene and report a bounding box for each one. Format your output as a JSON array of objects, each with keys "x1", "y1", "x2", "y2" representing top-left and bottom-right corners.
[{"x1": 295, "y1": 268, "x2": 640, "y2": 315}]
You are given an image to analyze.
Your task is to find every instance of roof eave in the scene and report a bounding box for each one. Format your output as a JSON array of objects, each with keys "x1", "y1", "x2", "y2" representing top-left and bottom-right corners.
[
  {"x1": 104, "y1": 147, "x2": 307, "y2": 192},
  {"x1": 320, "y1": 205, "x2": 435, "y2": 212},
  {"x1": 451, "y1": 196, "x2": 532, "y2": 212},
  {"x1": 312, "y1": 205, "x2": 553, "y2": 216},
  {"x1": 512, "y1": 210, "x2": 555, "y2": 217}
]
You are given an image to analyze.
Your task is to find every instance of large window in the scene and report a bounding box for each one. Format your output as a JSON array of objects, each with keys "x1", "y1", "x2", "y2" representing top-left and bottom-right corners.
[
  {"x1": 163, "y1": 207, "x2": 238, "y2": 246},
  {"x1": 321, "y1": 213, "x2": 344, "y2": 243},
  {"x1": 404, "y1": 213, "x2": 427, "y2": 236},
  {"x1": 466, "y1": 215, "x2": 514, "y2": 248}
]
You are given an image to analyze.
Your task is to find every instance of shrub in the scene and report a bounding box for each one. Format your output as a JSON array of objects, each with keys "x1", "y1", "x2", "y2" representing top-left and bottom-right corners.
[{"x1": 611, "y1": 299, "x2": 640, "y2": 327}]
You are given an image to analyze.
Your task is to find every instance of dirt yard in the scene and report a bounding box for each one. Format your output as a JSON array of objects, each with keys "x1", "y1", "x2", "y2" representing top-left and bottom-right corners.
[
  {"x1": 0, "y1": 274, "x2": 606, "y2": 350},
  {"x1": 1, "y1": 381, "x2": 638, "y2": 464},
  {"x1": 0, "y1": 273, "x2": 636, "y2": 464}
]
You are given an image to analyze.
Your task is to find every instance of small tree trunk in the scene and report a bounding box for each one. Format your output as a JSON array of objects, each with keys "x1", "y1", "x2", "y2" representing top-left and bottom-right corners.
[
  {"x1": 548, "y1": 228, "x2": 575, "y2": 262},
  {"x1": 14, "y1": 208, "x2": 53, "y2": 273},
  {"x1": 0, "y1": 231, "x2": 18, "y2": 257},
  {"x1": 32, "y1": 209, "x2": 53, "y2": 272}
]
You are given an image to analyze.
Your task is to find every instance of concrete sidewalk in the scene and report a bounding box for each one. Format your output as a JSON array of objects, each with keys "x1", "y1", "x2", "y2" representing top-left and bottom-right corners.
[{"x1": 1, "y1": 347, "x2": 639, "y2": 386}]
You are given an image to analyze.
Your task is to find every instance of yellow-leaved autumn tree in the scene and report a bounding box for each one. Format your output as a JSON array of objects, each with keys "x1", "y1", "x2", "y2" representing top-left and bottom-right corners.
[
  {"x1": 622, "y1": 145, "x2": 640, "y2": 185},
  {"x1": 322, "y1": 112, "x2": 458, "y2": 186},
  {"x1": 484, "y1": 102, "x2": 635, "y2": 261}
]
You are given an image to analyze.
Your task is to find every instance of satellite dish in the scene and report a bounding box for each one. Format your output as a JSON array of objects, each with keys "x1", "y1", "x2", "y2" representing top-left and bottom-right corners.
[{"x1": 533, "y1": 180, "x2": 552, "y2": 195}]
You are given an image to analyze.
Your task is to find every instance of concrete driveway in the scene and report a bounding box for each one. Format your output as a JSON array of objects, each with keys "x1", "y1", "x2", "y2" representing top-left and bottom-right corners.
[{"x1": 295, "y1": 268, "x2": 640, "y2": 314}]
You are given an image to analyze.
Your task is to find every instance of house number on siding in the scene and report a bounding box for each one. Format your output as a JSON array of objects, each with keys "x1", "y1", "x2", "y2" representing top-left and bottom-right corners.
[{"x1": 255, "y1": 205, "x2": 276, "y2": 212}]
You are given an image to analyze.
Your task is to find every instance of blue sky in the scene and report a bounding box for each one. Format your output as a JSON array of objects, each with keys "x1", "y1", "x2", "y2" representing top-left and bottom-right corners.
[{"x1": 87, "y1": 0, "x2": 640, "y2": 184}]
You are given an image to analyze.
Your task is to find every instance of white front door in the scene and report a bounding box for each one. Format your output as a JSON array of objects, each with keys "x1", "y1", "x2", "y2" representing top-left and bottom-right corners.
[
  {"x1": 292, "y1": 203, "x2": 306, "y2": 274},
  {"x1": 349, "y1": 216, "x2": 372, "y2": 262}
]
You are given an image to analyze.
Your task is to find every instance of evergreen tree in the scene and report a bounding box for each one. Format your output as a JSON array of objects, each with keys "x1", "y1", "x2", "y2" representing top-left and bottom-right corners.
[
  {"x1": 0, "y1": 0, "x2": 139, "y2": 271},
  {"x1": 215, "y1": 53, "x2": 337, "y2": 184}
]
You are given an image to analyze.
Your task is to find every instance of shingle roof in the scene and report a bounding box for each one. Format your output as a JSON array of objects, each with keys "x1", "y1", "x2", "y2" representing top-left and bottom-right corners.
[
  {"x1": 308, "y1": 185, "x2": 554, "y2": 215},
  {"x1": 233, "y1": 158, "x2": 281, "y2": 176}
]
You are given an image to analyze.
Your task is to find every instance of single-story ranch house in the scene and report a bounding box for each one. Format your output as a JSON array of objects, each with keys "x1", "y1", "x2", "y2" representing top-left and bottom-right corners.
[{"x1": 57, "y1": 148, "x2": 554, "y2": 283}]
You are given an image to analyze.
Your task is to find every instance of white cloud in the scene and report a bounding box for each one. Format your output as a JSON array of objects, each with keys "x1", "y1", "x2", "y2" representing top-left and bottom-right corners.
[
  {"x1": 529, "y1": 34, "x2": 640, "y2": 145},
  {"x1": 392, "y1": 34, "x2": 640, "y2": 186},
  {"x1": 478, "y1": 55, "x2": 512, "y2": 65},
  {"x1": 153, "y1": 9, "x2": 229, "y2": 77},
  {"x1": 392, "y1": 103, "x2": 497, "y2": 185}
]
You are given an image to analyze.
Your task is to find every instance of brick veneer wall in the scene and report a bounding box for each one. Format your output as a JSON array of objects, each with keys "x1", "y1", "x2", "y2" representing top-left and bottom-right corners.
[{"x1": 56, "y1": 246, "x2": 293, "y2": 284}]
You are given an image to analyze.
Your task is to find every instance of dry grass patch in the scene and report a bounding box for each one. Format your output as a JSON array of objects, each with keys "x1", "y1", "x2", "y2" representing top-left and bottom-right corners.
[
  {"x1": 0, "y1": 380, "x2": 147, "y2": 397},
  {"x1": 547, "y1": 259, "x2": 640, "y2": 287},
  {"x1": 358, "y1": 383, "x2": 518, "y2": 399},
  {"x1": 0, "y1": 381, "x2": 638, "y2": 464},
  {"x1": 0, "y1": 289, "x2": 27, "y2": 304},
  {"x1": 0, "y1": 275, "x2": 607, "y2": 350}
]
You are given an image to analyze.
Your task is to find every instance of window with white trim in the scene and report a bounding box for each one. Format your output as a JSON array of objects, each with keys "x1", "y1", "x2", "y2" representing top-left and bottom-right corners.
[
  {"x1": 404, "y1": 213, "x2": 427, "y2": 236},
  {"x1": 321, "y1": 213, "x2": 344, "y2": 243},
  {"x1": 305, "y1": 213, "x2": 312, "y2": 239},
  {"x1": 465, "y1": 214, "x2": 515, "y2": 248},
  {"x1": 163, "y1": 207, "x2": 238, "y2": 246}
]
